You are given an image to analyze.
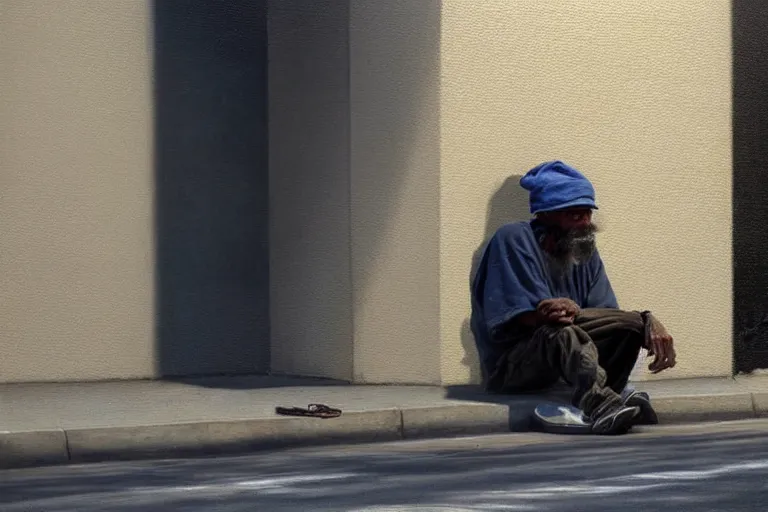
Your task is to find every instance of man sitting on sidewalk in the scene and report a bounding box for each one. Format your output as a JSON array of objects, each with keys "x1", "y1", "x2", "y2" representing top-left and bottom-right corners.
[{"x1": 470, "y1": 160, "x2": 676, "y2": 435}]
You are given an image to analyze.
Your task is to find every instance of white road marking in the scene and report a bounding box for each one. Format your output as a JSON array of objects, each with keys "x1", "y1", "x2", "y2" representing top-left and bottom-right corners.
[
  {"x1": 231, "y1": 473, "x2": 358, "y2": 488},
  {"x1": 474, "y1": 483, "x2": 667, "y2": 499},
  {"x1": 629, "y1": 460, "x2": 768, "y2": 481}
]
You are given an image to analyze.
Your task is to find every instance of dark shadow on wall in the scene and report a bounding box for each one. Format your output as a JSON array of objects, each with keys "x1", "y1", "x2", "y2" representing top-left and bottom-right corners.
[
  {"x1": 458, "y1": 174, "x2": 531, "y2": 387},
  {"x1": 153, "y1": 0, "x2": 270, "y2": 377},
  {"x1": 732, "y1": 0, "x2": 768, "y2": 374}
]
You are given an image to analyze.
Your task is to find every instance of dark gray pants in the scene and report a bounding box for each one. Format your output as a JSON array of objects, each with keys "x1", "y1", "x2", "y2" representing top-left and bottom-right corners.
[{"x1": 488, "y1": 308, "x2": 646, "y2": 416}]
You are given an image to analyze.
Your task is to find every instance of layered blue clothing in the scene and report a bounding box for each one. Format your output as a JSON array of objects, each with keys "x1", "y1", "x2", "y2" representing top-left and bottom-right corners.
[{"x1": 470, "y1": 220, "x2": 619, "y2": 380}]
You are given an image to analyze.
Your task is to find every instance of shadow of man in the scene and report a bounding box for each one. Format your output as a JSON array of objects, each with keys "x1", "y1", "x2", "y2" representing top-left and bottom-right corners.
[{"x1": 457, "y1": 174, "x2": 532, "y2": 390}]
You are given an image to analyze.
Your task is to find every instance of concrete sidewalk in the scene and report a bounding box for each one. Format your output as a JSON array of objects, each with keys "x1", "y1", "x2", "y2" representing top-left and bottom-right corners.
[{"x1": 2, "y1": 374, "x2": 767, "y2": 469}]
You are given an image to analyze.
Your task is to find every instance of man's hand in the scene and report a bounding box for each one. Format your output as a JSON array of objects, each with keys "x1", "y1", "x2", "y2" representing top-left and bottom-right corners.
[
  {"x1": 646, "y1": 313, "x2": 676, "y2": 373},
  {"x1": 537, "y1": 298, "x2": 580, "y2": 325}
]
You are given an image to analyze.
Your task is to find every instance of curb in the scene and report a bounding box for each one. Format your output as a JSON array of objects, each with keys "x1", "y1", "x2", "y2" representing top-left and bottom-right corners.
[{"x1": 0, "y1": 392, "x2": 761, "y2": 470}]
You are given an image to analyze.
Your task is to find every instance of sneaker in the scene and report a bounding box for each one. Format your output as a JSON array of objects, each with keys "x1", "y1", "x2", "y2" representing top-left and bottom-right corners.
[
  {"x1": 622, "y1": 390, "x2": 659, "y2": 425},
  {"x1": 589, "y1": 399, "x2": 640, "y2": 435}
]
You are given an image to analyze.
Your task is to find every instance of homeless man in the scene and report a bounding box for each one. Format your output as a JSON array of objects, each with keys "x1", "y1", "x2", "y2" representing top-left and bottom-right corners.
[{"x1": 470, "y1": 160, "x2": 676, "y2": 435}]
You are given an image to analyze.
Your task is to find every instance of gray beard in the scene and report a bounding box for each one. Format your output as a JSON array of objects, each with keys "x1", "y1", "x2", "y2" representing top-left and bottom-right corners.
[{"x1": 540, "y1": 224, "x2": 598, "y2": 271}]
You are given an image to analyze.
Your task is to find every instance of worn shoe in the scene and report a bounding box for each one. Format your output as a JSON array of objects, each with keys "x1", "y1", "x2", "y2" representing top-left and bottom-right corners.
[
  {"x1": 622, "y1": 389, "x2": 659, "y2": 425},
  {"x1": 589, "y1": 399, "x2": 640, "y2": 435}
]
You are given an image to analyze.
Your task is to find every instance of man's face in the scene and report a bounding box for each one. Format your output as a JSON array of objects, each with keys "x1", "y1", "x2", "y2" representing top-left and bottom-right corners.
[
  {"x1": 544, "y1": 207, "x2": 593, "y2": 230},
  {"x1": 538, "y1": 207, "x2": 598, "y2": 265}
]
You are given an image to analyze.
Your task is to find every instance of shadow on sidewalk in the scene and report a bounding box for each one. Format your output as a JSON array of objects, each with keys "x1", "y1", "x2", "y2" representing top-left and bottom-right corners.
[
  {"x1": 165, "y1": 374, "x2": 350, "y2": 390},
  {"x1": 444, "y1": 382, "x2": 573, "y2": 431},
  {"x1": 444, "y1": 383, "x2": 571, "y2": 403}
]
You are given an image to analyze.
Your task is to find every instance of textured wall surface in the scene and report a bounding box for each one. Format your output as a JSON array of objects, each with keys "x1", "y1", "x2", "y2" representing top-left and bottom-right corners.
[
  {"x1": 440, "y1": 0, "x2": 733, "y2": 383},
  {"x1": 349, "y1": 0, "x2": 442, "y2": 384},
  {"x1": 268, "y1": 0, "x2": 354, "y2": 380},
  {"x1": 0, "y1": 1, "x2": 155, "y2": 382},
  {"x1": 1, "y1": 0, "x2": 734, "y2": 384}
]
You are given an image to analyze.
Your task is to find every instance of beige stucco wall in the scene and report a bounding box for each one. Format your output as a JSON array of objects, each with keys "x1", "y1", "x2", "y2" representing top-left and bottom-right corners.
[
  {"x1": 1, "y1": 0, "x2": 733, "y2": 384},
  {"x1": 349, "y1": 0, "x2": 442, "y2": 384},
  {"x1": 439, "y1": 0, "x2": 733, "y2": 383},
  {"x1": 0, "y1": 1, "x2": 155, "y2": 382}
]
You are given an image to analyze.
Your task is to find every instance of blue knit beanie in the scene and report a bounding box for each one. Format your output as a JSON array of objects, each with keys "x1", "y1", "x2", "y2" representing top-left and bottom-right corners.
[{"x1": 519, "y1": 160, "x2": 598, "y2": 215}]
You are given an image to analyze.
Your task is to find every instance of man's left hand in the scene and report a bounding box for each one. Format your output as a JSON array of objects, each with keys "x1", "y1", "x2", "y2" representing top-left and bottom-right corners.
[{"x1": 646, "y1": 314, "x2": 676, "y2": 374}]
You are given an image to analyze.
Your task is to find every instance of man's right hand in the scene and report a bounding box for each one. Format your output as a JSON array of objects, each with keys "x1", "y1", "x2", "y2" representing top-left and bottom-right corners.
[
  {"x1": 537, "y1": 298, "x2": 580, "y2": 325},
  {"x1": 645, "y1": 313, "x2": 676, "y2": 373}
]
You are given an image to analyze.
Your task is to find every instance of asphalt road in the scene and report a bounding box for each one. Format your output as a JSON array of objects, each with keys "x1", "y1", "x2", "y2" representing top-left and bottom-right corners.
[{"x1": 3, "y1": 420, "x2": 768, "y2": 512}]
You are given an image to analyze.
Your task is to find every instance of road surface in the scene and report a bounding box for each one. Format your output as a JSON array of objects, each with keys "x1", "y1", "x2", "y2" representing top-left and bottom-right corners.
[{"x1": 3, "y1": 419, "x2": 768, "y2": 511}]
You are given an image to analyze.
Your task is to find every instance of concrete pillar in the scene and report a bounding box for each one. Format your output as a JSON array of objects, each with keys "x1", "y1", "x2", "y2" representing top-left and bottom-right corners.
[{"x1": 268, "y1": 0, "x2": 441, "y2": 383}]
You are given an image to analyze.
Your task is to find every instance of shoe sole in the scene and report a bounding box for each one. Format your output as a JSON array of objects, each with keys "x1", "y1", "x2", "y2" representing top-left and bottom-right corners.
[
  {"x1": 625, "y1": 393, "x2": 659, "y2": 425},
  {"x1": 591, "y1": 406, "x2": 640, "y2": 435}
]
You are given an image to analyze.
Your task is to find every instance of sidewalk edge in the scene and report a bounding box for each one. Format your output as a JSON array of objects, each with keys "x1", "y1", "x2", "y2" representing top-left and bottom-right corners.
[{"x1": 0, "y1": 393, "x2": 759, "y2": 470}]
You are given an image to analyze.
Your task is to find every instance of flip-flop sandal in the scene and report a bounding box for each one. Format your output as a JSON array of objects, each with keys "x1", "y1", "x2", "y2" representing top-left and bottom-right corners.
[{"x1": 275, "y1": 403, "x2": 342, "y2": 419}]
